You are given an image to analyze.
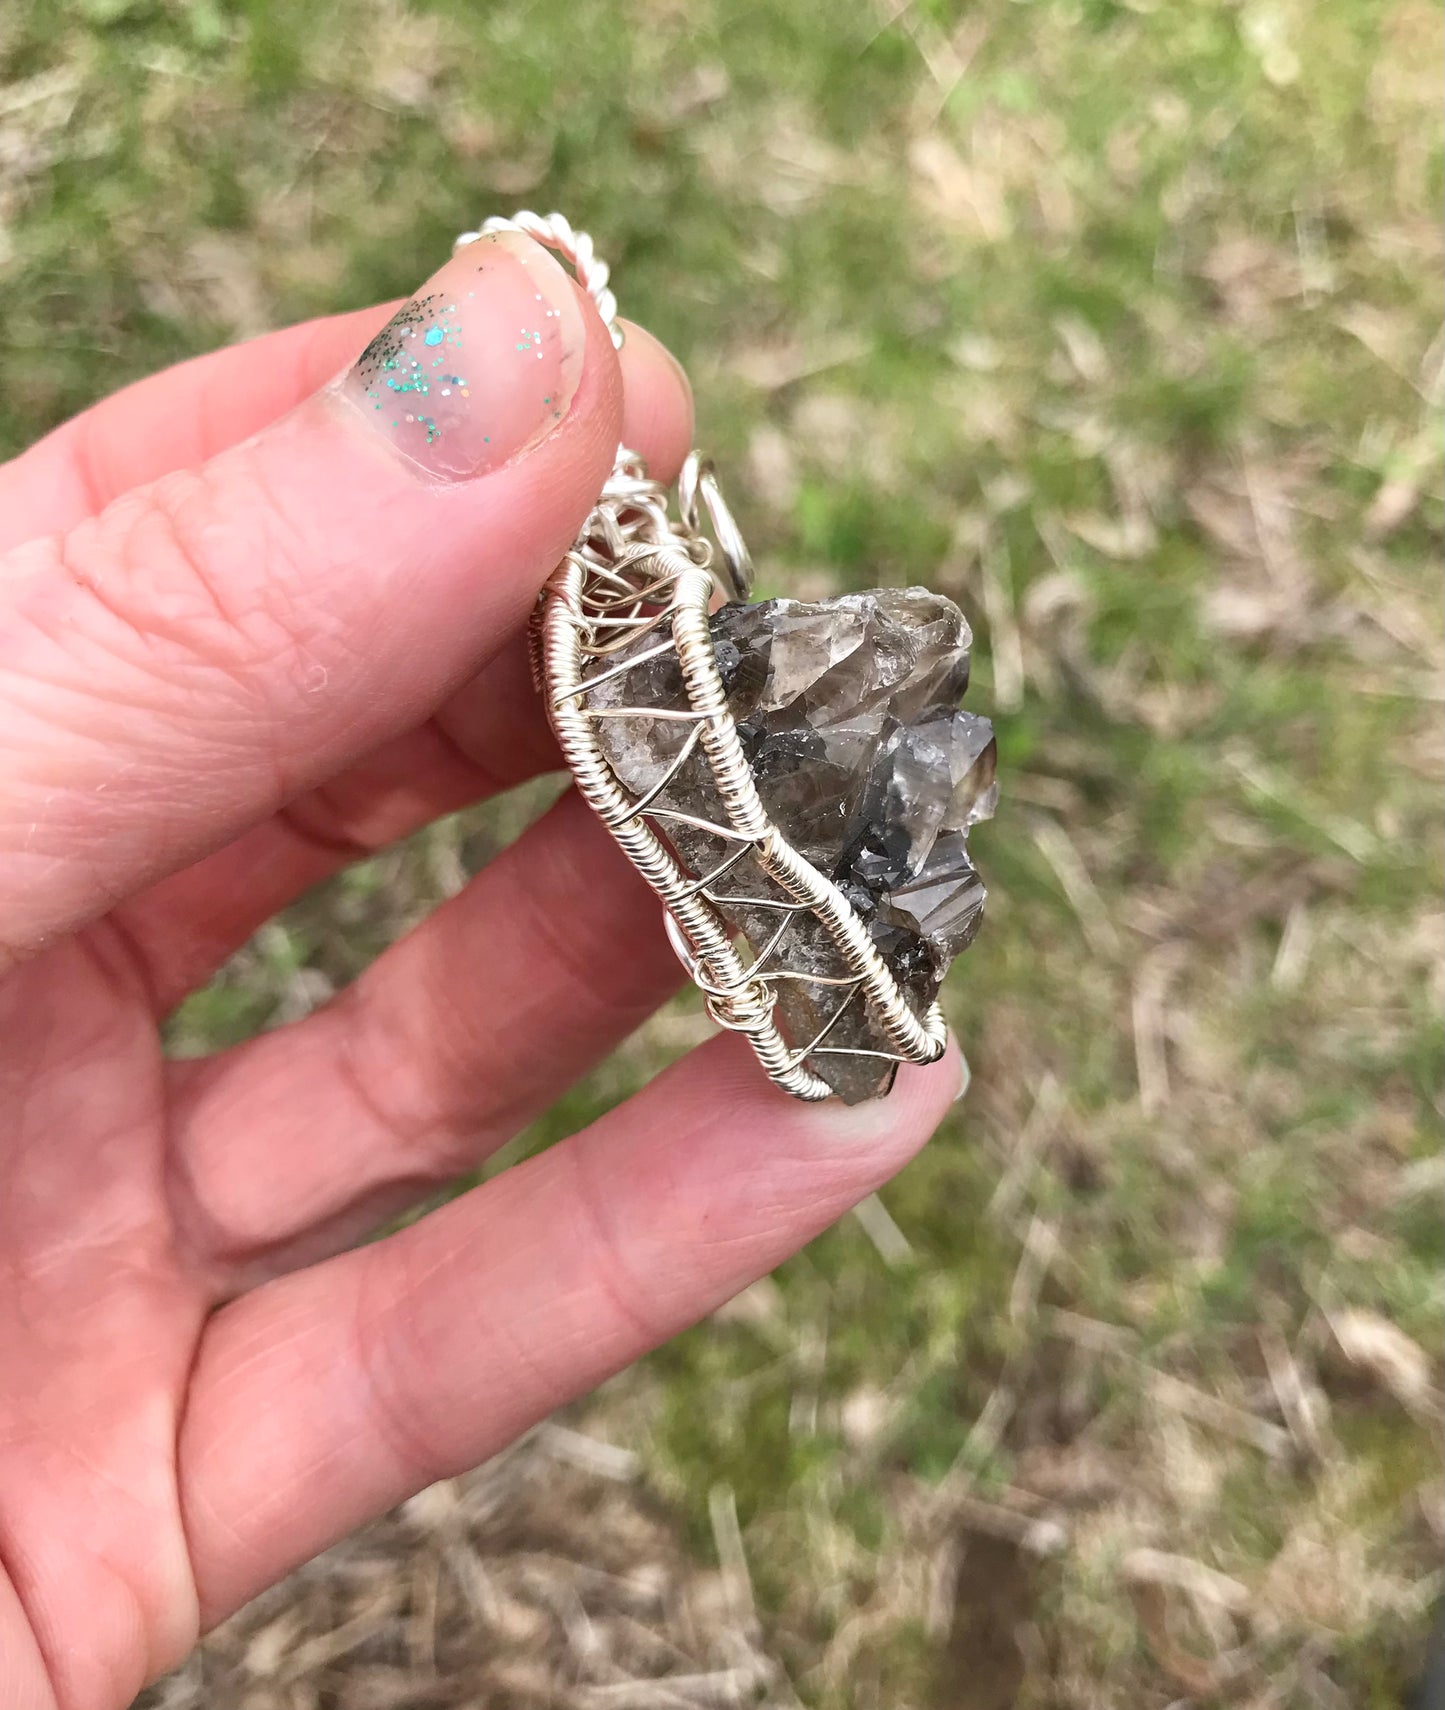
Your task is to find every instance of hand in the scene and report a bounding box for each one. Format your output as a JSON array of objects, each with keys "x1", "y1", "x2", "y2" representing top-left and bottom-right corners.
[{"x1": 0, "y1": 232, "x2": 961, "y2": 1710}]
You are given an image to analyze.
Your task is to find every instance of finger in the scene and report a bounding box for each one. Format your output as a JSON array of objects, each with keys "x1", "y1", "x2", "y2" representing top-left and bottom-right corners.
[
  {"x1": 108, "y1": 325, "x2": 692, "y2": 1012},
  {"x1": 0, "y1": 308, "x2": 685, "y2": 554},
  {"x1": 180, "y1": 1036, "x2": 963, "y2": 1623},
  {"x1": 110, "y1": 636, "x2": 547, "y2": 1014},
  {"x1": 0, "y1": 234, "x2": 685, "y2": 969},
  {"x1": 167, "y1": 790, "x2": 683, "y2": 1285},
  {"x1": 0, "y1": 305, "x2": 394, "y2": 552}
]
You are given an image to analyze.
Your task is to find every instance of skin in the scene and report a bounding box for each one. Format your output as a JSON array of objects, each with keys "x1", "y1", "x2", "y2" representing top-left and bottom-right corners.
[{"x1": 0, "y1": 248, "x2": 961, "y2": 1710}]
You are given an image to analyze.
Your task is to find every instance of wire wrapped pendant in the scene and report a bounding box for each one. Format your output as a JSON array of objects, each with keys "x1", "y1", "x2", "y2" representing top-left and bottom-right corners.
[{"x1": 461, "y1": 213, "x2": 996, "y2": 1102}]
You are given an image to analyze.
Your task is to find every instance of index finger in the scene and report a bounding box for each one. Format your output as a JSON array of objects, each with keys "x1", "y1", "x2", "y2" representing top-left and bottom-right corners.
[{"x1": 180, "y1": 1037, "x2": 965, "y2": 1625}]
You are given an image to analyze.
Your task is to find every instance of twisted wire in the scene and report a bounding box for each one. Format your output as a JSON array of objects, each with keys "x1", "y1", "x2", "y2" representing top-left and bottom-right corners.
[
  {"x1": 456, "y1": 210, "x2": 622, "y2": 348},
  {"x1": 472, "y1": 210, "x2": 947, "y2": 1099}
]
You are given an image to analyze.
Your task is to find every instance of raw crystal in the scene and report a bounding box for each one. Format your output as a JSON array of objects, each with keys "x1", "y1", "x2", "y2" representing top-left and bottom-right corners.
[{"x1": 590, "y1": 587, "x2": 996, "y2": 1101}]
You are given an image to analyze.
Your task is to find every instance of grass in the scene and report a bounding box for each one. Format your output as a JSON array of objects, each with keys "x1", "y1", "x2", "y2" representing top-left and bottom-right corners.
[{"x1": 3, "y1": 0, "x2": 1442, "y2": 1704}]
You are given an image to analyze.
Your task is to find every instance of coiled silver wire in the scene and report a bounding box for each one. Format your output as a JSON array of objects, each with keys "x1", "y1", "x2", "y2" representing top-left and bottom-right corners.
[{"x1": 465, "y1": 211, "x2": 949, "y2": 1099}]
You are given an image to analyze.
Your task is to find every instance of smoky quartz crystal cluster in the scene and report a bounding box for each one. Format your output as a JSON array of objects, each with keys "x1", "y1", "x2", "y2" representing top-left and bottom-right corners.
[{"x1": 591, "y1": 587, "x2": 996, "y2": 1101}]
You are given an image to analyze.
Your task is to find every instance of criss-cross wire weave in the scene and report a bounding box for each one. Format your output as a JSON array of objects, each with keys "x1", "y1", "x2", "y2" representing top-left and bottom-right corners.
[{"x1": 465, "y1": 211, "x2": 949, "y2": 1099}]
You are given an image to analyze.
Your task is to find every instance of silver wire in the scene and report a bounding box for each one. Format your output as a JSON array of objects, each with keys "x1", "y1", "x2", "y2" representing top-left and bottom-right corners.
[{"x1": 467, "y1": 211, "x2": 949, "y2": 1099}]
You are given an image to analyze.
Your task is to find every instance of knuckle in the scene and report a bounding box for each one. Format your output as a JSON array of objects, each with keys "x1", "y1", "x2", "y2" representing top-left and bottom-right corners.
[
  {"x1": 350, "y1": 1249, "x2": 454, "y2": 1483},
  {"x1": 63, "y1": 455, "x2": 316, "y2": 688},
  {"x1": 564, "y1": 1138, "x2": 666, "y2": 1347},
  {"x1": 0, "y1": 447, "x2": 354, "y2": 819}
]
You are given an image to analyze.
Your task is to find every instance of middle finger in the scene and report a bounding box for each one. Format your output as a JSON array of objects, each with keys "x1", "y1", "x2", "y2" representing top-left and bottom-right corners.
[{"x1": 166, "y1": 788, "x2": 683, "y2": 1291}]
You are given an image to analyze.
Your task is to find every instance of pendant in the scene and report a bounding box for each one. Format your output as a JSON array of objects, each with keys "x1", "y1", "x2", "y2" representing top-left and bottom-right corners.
[{"x1": 463, "y1": 213, "x2": 996, "y2": 1102}]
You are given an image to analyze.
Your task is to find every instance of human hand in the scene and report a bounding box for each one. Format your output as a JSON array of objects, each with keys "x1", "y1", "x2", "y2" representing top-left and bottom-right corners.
[{"x1": 0, "y1": 231, "x2": 962, "y2": 1710}]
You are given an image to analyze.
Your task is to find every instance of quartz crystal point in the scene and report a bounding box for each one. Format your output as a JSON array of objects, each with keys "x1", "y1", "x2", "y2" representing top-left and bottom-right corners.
[{"x1": 590, "y1": 588, "x2": 996, "y2": 1101}]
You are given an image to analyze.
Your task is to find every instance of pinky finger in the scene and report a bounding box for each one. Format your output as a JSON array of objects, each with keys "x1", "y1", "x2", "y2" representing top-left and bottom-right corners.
[{"x1": 179, "y1": 1034, "x2": 963, "y2": 1626}]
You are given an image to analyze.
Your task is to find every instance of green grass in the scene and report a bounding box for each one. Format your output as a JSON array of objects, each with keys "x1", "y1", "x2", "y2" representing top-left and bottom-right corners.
[{"x1": 3, "y1": 0, "x2": 1441, "y2": 1704}]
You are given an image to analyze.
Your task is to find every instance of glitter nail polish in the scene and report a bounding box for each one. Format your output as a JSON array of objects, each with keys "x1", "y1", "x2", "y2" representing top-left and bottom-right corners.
[{"x1": 334, "y1": 230, "x2": 586, "y2": 480}]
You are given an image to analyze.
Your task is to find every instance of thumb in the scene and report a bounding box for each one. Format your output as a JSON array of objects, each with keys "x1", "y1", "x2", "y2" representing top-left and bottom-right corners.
[{"x1": 0, "y1": 231, "x2": 643, "y2": 968}]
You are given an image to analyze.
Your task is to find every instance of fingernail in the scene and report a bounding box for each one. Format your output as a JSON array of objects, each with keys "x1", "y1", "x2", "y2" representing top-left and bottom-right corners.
[
  {"x1": 802, "y1": 1039, "x2": 966, "y2": 1146},
  {"x1": 333, "y1": 231, "x2": 586, "y2": 480},
  {"x1": 952, "y1": 1047, "x2": 972, "y2": 1103}
]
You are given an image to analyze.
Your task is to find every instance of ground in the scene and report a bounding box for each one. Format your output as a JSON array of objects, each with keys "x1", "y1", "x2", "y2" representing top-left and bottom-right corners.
[{"x1": 2, "y1": 1, "x2": 1441, "y2": 1706}]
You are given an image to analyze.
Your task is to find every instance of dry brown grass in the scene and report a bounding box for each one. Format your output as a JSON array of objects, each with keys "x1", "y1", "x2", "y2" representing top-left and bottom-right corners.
[{"x1": 138, "y1": 1427, "x2": 794, "y2": 1710}]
